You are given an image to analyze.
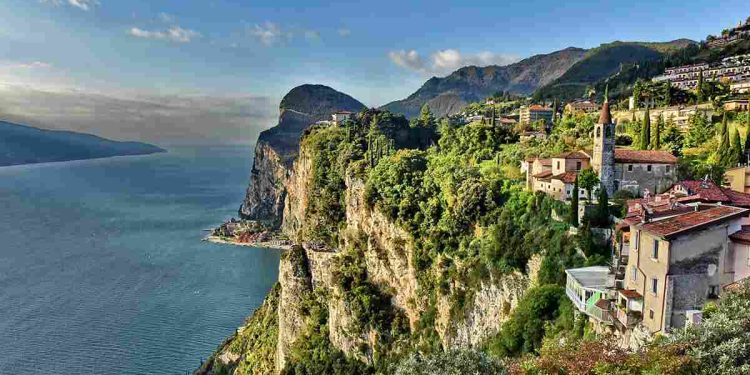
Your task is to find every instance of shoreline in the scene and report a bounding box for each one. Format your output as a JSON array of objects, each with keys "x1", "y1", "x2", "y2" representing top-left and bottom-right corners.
[{"x1": 203, "y1": 235, "x2": 292, "y2": 251}]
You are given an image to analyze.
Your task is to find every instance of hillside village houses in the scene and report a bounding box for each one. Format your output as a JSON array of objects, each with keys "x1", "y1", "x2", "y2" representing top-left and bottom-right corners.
[
  {"x1": 521, "y1": 97, "x2": 750, "y2": 347},
  {"x1": 652, "y1": 53, "x2": 750, "y2": 92},
  {"x1": 519, "y1": 104, "x2": 554, "y2": 126},
  {"x1": 564, "y1": 99, "x2": 599, "y2": 114},
  {"x1": 523, "y1": 100, "x2": 679, "y2": 200}
]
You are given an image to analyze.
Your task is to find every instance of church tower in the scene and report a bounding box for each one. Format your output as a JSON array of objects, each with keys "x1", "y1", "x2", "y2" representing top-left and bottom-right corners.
[{"x1": 592, "y1": 95, "x2": 616, "y2": 195}]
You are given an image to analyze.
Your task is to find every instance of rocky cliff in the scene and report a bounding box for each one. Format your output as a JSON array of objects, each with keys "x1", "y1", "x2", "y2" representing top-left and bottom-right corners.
[
  {"x1": 201, "y1": 121, "x2": 542, "y2": 373},
  {"x1": 239, "y1": 84, "x2": 365, "y2": 227}
]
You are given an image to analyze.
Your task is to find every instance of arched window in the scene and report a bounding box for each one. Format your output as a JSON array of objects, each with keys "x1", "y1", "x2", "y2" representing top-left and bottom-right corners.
[
  {"x1": 596, "y1": 126, "x2": 601, "y2": 138},
  {"x1": 605, "y1": 125, "x2": 612, "y2": 138}
]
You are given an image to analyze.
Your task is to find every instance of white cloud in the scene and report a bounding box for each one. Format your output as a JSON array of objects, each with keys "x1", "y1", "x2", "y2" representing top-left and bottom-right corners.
[
  {"x1": 249, "y1": 22, "x2": 292, "y2": 46},
  {"x1": 2, "y1": 61, "x2": 53, "y2": 70},
  {"x1": 387, "y1": 50, "x2": 425, "y2": 72},
  {"x1": 337, "y1": 28, "x2": 351, "y2": 37},
  {"x1": 388, "y1": 48, "x2": 519, "y2": 76},
  {"x1": 128, "y1": 26, "x2": 201, "y2": 43},
  {"x1": 40, "y1": 0, "x2": 98, "y2": 11}
]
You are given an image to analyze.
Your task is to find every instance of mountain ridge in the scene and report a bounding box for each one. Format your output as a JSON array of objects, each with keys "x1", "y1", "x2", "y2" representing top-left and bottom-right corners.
[{"x1": 0, "y1": 120, "x2": 164, "y2": 167}]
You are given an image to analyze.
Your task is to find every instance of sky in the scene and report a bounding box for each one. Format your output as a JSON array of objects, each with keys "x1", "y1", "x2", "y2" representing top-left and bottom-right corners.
[{"x1": 0, "y1": 0, "x2": 747, "y2": 144}]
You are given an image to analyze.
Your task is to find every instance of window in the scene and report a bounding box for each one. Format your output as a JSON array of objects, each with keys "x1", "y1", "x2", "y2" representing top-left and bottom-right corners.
[
  {"x1": 647, "y1": 165, "x2": 652, "y2": 172},
  {"x1": 666, "y1": 165, "x2": 671, "y2": 173},
  {"x1": 649, "y1": 309, "x2": 655, "y2": 319},
  {"x1": 651, "y1": 239, "x2": 659, "y2": 260},
  {"x1": 596, "y1": 127, "x2": 601, "y2": 138},
  {"x1": 651, "y1": 278, "x2": 658, "y2": 294},
  {"x1": 557, "y1": 161, "x2": 561, "y2": 169},
  {"x1": 631, "y1": 266, "x2": 637, "y2": 281},
  {"x1": 628, "y1": 164, "x2": 633, "y2": 172},
  {"x1": 576, "y1": 161, "x2": 582, "y2": 170}
]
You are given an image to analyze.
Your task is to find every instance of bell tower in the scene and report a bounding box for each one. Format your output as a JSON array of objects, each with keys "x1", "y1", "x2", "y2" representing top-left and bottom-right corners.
[{"x1": 592, "y1": 97, "x2": 616, "y2": 195}]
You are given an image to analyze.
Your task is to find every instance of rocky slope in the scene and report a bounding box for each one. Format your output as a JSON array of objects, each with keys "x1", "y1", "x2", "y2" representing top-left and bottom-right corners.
[
  {"x1": 381, "y1": 47, "x2": 587, "y2": 118},
  {"x1": 201, "y1": 109, "x2": 542, "y2": 374},
  {"x1": 238, "y1": 84, "x2": 365, "y2": 226}
]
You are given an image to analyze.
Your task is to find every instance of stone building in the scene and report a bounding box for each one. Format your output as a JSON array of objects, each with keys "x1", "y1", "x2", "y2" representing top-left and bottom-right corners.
[{"x1": 525, "y1": 101, "x2": 678, "y2": 200}]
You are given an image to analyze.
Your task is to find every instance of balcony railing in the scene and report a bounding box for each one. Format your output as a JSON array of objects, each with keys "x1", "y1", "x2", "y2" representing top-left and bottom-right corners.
[
  {"x1": 615, "y1": 306, "x2": 642, "y2": 327},
  {"x1": 586, "y1": 302, "x2": 613, "y2": 325}
]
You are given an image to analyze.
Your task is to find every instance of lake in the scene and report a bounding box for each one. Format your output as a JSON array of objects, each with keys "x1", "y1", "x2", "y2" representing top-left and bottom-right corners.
[{"x1": 0, "y1": 146, "x2": 279, "y2": 374}]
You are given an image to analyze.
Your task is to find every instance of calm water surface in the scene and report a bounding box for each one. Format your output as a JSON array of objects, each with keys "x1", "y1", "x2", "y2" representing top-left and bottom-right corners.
[{"x1": 0, "y1": 145, "x2": 279, "y2": 374}]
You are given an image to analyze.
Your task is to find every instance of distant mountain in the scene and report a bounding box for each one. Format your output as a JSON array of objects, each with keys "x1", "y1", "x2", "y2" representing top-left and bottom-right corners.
[
  {"x1": 257, "y1": 84, "x2": 367, "y2": 166},
  {"x1": 0, "y1": 121, "x2": 164, "y2": 167},
  {"x1": 533, "y1": 39, "x2": 696, "y2": 101},
  {"x1": 381, "y1": 47, "x2": 587, "y2": 118}
]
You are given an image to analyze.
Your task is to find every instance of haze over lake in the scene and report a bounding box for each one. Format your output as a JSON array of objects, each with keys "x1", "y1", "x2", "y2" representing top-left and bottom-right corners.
[{"x1": 0, "y1": 146, "x2": 279, "y2": 374}]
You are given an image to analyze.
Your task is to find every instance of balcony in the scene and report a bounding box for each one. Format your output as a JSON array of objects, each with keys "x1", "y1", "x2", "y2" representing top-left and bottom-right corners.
[
  {"x1": 586, "y1": 299, "x2": 614, "y2": 325},
  {"x1": 614, "y1": 306, "x2": 642, "y2": 327}
]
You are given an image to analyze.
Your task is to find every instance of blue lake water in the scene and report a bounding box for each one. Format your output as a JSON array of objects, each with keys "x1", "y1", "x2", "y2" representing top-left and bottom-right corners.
[{"x1": 0, "y1": 146, "x2": 280, "y2": 374}]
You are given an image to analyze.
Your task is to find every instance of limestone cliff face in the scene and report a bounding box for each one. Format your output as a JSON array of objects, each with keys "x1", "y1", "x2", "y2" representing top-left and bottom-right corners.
[
  {"x1": 269, "y1": 147, "x2": 541, "y2": 369},
  {"x1": 239, "y1": 84, "x2": 365, "y2": 227}
]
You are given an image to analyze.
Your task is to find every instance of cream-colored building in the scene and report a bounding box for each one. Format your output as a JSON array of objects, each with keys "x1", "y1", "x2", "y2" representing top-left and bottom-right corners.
[
  {"x1": 725, "y1": 166, "x2": 750, "y2": 193},
  {"x1": 623, "y1": 205, "x2": 747, "y2": 333}
]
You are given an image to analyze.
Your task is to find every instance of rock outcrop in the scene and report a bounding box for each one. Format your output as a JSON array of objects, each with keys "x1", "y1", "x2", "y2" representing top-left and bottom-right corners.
[{"x1": 239, "y1": 84, "x2": 365, "y2": 227}]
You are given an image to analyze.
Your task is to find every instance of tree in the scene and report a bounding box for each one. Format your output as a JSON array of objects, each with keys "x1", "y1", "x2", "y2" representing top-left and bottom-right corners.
[
  {"x1": 639, "y1": 109, "x2": 651, "y2": 150},
  {"x1": 595, "y1": 183, "x2": 610, "y2": 227},
  {"x1": 685, "y1": 110, "x2": 712, "y2": 147},
  {"x1": 718, "y1": 113, "x2": 732, "y2": 165},
  {"x1": 731, "y1": 128, "x2": 743, "y2": 167},
  {"x1": 578, "y1": 168, "x2": 600, "y2": 201},
  {"x1": 696, "y1": 70, "x2": 705, "y2": 103},
  {"x1": 662, "y1": 114, "x2": 684, "y2": 154},
  {"x1": 418, "y1": 104, "x2": 434, "y2": 128},
  {"x1": 395, "y1": 350, "x2": 507, "y2": 375},
  {"x1": 653, "y1": 114, "x2": 664, "y2": 150},
  {"x1": 570, "y1": 177, "x2": 579, "y2": 228},
  {"x1": 745, "y1": 132, "x2": 750, "y2": 165}
]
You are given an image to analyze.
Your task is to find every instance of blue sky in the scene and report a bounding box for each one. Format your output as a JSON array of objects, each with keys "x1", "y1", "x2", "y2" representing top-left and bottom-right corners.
[{"x1": 0, "y1": 0, "x2": 747, "y2": 143}]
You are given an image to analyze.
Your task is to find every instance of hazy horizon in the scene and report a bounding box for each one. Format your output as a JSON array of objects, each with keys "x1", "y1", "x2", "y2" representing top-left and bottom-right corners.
[{"x1": 1, "y1": 0, "x2": 746, "y2": 143}]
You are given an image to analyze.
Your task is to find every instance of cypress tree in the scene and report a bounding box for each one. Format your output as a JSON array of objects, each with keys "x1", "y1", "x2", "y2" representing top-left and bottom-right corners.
[
  {"x1": 596, "y1": 183, "x2": 610, "y2": 227},
  {"x1": 570, "y1": 177, "x2": 579, "y2": 228},
  {"x1": 744, "y1": 132, "x2": 750, "y2": 165},
  {"x1": 653, "y1": 114, "x2": 663, "y2": 150},
  {"x1": 697, "y1": 70, "x2": 705, "y2": 103},
  {"x1": 731, "y1": 129, "x2": 743, "y2": 167},
  {"x1": 718, "y1": 114, "x2": 731, "y2": 165},
  {"x1": 640, "y1": 109, "x2": 651, "y2": 150}
]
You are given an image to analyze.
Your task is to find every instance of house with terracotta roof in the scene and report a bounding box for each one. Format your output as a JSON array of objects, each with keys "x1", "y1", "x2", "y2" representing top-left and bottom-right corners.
[
  {"x1": 525, "y1": 101, "x2": 678, "y2": 201},
  {"x1": 568, "y1": 203, "x2": 750, "y2": 347},
  {"x1": 519, "y1": 104, "x2": 554, "y2": 126},
  {"x1": 671, "y1": 179, "x2": 750, "y2": 208},
  {"x1": 621, "y1": 205, "x2": 748, "y2": 334}
]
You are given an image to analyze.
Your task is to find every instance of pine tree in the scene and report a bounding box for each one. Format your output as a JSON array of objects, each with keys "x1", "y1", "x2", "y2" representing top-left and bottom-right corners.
[
  {"x1": 653, "y1": 114, "x2": 663, "y2": 150},
  {"x1": 570, "y1": 177, "x2": 579, "y2": 228},
  {"x1": 640, "y1": 109, "x2": 651, "y2": 150}
]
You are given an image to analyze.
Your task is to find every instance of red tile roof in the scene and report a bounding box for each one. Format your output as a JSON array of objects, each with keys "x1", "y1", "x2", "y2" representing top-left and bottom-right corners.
[
  {"x1": 730, "y1": 228, "x2": 750, "y2": 244},
  {"x1": 615, "y1": 149, "x2": 678, "y2": 164},
  {"x1": 533, "y1": 170, "x2": 553, "y2": 179},
  {"x1": 551, "y1": 171, "x2": 578, "y2": 183},
  {"x1": 674, "y1": 180, "x2": 731, "y2": 202},
  {"x1": 528, "y1": 105, "x2": 553, "y2": 111},
  {"x1": 553, "y1": 151, "x2": 590, "y2": 160},
  {"x1": 595, "y1": 299, "x2": 611, "y2": 310},
  {"x1": 618, "y1": 289, "x2": 643, "y2": 299},
  {"x1": 639, "y1": 206, "x2": 748, "y2": 239},
  {"x1": 538, "y1": 158, "x2": 552, "y2": 166},
  {"x1": 722, "y1": 188, "x2": 750, "y2": 208}
]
